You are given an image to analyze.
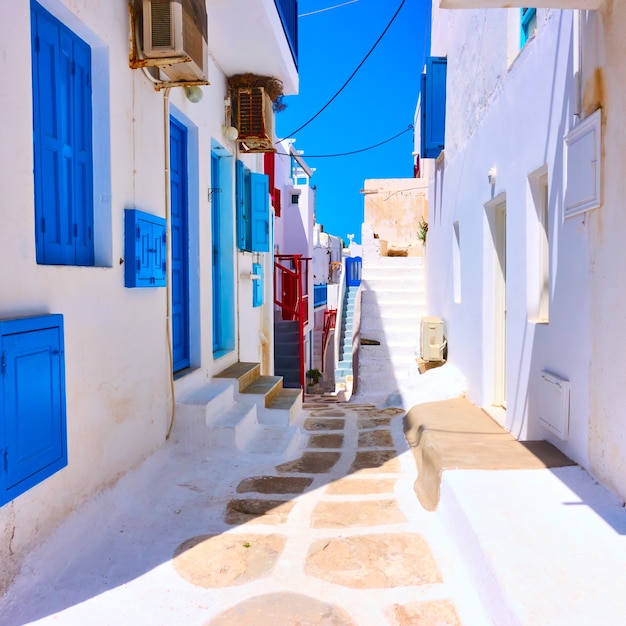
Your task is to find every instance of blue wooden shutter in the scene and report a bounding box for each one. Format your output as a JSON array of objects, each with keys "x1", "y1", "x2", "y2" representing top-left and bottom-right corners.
[
  {"x1": 252, "y1": 263, "x2": 263, "y2": 307},
  {"x1": 1, "y1": 315, "x2": 67, "y2": 506},
  {"x1": 250, "y1": 173, "x2": 270, "y2": 252},
  {"x1": 32, "y1": 8, "x2": 68, "y2": 264},
  {"x1": 31, "y1": 3, "x2": 93, "y2": 266},
  {"x1": 236, "y1": 160, "x2": 250, "y2": 250},
  {"x1": 72, "y1": 36, "x2": 94, "y2": 265},
  {"x1": 420, "y1": 57, "x2": 447, "y2": 159},
  {"x1": 124, "y1": 209, "x2": 166, "y2": 287}
]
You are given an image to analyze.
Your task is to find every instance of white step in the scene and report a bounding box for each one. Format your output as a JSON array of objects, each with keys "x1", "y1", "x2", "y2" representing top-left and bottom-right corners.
[{"x1": 175, "y1": 382, "x2": 234, "y2": 428}]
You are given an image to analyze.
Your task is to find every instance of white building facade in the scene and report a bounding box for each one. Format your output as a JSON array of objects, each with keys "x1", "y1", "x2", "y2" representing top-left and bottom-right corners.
[
  {"x1": 0, "y1": 0, "x2": 298, "y2": 592},
  {"x1": 423, "y1": 1, "x2": 626, "y2": 499}
]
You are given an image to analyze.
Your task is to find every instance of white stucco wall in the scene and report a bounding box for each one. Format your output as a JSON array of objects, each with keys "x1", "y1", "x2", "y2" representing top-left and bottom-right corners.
[
  {"x1": 0, "y1": 0, "x2": 289, "y2": 592},
  {"x1": 426, "y1": 7, "x2": 594, "y2": 473},
  {"x1": 585, "y1": 1, "x2": 626, "y2": 498}
]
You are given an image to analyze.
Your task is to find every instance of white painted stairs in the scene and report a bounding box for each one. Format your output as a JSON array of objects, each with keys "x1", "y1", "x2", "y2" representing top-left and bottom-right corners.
[
  {"x1": 358, "y1": 256, "x2": 428, "y2": 395},
  {"x1": 173, "y1": 362, "x2": 303, "y2": 456}
]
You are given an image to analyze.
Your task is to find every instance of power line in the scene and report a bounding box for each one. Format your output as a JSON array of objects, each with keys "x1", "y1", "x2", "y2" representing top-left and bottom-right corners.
[
  {"x1": 276, "y1": 124, "x2": 413, "y2": 159},
  {"x1": 299, "y1": 1, "x2": 359, "y2": 18},
  {"x1": 279, "y1": 0, "x2": 407, "y2": 140}
]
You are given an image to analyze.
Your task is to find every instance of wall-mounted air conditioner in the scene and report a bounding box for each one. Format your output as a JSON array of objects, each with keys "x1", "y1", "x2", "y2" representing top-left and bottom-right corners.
[
  {"x1": 420, "y1": 316, "x2": 446, "y2": 362},
  {"x1": 234, "y1": 87, "x2": 276, "y2": 153},
  {"x1": 142, "y1": 0, "x2": 208, "y2": 82}
]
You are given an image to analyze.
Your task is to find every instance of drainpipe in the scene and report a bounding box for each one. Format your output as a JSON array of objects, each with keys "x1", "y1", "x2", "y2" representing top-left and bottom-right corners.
[
  {"x1": 163, "y1": 88, "x2": 176, "y2": 440},
  {"x1": 574, "y1": 10, "x2": 583, "y2": 121}
]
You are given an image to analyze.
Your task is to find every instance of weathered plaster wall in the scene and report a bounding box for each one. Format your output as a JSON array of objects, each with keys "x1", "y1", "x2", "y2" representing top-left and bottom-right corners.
[
  {"x1": 586, "y1": 0, "x2": 626, "y2": 499},
  {"x1": 363, "y1": 178, "x2": 428, "y2": 254},
  {"x1": 427, "y1": 8, "x2": 593, "y2": 473}
]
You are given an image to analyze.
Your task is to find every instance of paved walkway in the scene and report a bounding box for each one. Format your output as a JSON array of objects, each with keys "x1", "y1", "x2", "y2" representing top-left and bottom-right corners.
[{"x1": 0, "y1": 399, "x2": 489, "y2": 625}]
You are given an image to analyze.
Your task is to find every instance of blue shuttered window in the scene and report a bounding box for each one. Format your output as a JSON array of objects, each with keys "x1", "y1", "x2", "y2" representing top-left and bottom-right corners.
[
  {"x1": 521, "y1": 8, "x2": 537, "y2": 47},
  {"x1": 124, "y1": 209, "x2": 167, "y2": 288},
  {"x1": 252, "y1": 263, "x2": 263, "y2": 307},
  {"x1": 236, "y1": 160, "x2": 270, "y2": 253},
  {"x1": 0, "y1": 315, "x2": 67, "y2": 507},
  {"x1": 420, "y1": 57, "x2": 447, "y2": 160},
  {"x1": 31, "y1": 2, "x2": 94, "y2": 266}
]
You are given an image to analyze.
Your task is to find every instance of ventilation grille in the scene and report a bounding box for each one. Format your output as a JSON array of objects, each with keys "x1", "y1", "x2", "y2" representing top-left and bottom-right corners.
[
  {"x1": 235, "y1": 87, "x2": 275, "y2": 153},
  {"x1": 150, "y1": 0, "x2": 173, "y2": 50}
]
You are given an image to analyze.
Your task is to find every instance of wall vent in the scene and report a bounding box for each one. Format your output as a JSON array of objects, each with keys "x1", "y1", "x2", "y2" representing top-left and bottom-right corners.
[
  {"x1": 234, "y1": 87, "x2": 276, "y2": 153},
  {"x1": 537, "y1": 370, "x2": 570, "y2": 440}
]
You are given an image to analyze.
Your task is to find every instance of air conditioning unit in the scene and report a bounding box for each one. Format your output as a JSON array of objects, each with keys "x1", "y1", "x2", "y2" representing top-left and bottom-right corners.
[
  {"x1": 142, "y1": 0, "x2": 208, "y2": 82},
  {"x1": 234, "y1": 87, "x2": 276, "y2": 153},
  {"x1": 420, "y1": 316, "x2": 446, "y2": 362}
]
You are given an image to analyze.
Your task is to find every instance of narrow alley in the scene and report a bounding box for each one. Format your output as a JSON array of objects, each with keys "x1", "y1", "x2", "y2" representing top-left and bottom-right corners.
[{"x1": 0, "y1": 396, "x2": 490, "y2": 626}]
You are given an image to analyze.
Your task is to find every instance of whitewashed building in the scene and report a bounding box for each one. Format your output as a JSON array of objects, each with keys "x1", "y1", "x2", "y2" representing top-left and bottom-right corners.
[
  {"x1": 421, "y1": 0, "x2": 626, "y2": 499},
  {"x1": 0, "y1": 0, "x2": 298, "y2": 592}
]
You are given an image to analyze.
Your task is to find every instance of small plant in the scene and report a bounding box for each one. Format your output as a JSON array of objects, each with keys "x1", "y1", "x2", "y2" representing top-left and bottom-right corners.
[
  {"x1": 418, "y1": 218, "x2": 429, "y2": 245},
  {"x1": 306, "y1": 368, "x2": 322, "y2": 385},
  {"x1": 242, "y1": 541, "x2": 251, "y2": 548}
]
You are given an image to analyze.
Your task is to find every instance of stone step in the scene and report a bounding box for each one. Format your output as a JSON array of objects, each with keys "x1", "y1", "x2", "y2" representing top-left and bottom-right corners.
[
  {"x1": 259, "y1": 388, "x2": 303, "y2": 425},
  {"x1": 360, "y1": 289, "x2": 426, "y2": 306},
  {"x1": 361, "y1": 268, "x2": 425, "y2": 282},
  {"x1": 173, "y1": 383, "x2": 259, "y2": 453},
  {"x1": 214, "y1": 361, "x2": 260, "y2": 392}
]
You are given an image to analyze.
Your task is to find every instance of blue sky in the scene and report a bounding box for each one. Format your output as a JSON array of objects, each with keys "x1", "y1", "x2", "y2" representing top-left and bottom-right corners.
[{"x1": 276, "y1": 0, "x2": 431, "y2": 244}]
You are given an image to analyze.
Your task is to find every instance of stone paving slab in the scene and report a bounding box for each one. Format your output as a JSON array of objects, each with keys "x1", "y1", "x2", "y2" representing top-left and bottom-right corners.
[
  {"x1": 303, "y1": 417, "x2": 345, "y2": 431},
  {"x1": 236, "y1": 475, "x2": 313, "y2": 494},
  {"x1": 305, "y1": 533, "x2": 442, "y2": 588},
  {"x1": 225, "y1": 498, "x2": 296, "y2": 525},
  {"x1": 358, "y1": 429, "x2": 394, "y2": 447},
  {"x1": 311, "y1": 499, "x2": 407, "y2": 528},
  {"x1": 307, "y1": 433, "x2": 344, "y2": 448},
  {"x1": 173, "y1": 533, "x2": 286, "y2": 587},
  {"x1": 209, "y1": 592, "x2": 357, "y2": 626},
  {"x1": 349, "y1": 449, "x2": 400, "y2": 473},
  {"x1": 275, "y1": 451, "x2": 341, "y2": 473},
  {"x1": 386, "y1": 600, "x2": 462, "y2": 626},
  {"x1": 324, "y1": 476, "x2": 396, "y2": 495}
]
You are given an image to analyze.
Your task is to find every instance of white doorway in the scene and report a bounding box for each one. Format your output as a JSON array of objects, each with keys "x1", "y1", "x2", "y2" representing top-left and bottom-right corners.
[{"x1": 493, "y1": 201, "x2": 507, "y2": 407}]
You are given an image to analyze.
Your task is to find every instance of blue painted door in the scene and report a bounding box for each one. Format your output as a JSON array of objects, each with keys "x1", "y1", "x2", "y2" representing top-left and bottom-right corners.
[
  {"x1": 211, "y1": 153, "x2": 222, "y2": 353},
  {"x1": 170, "y1": 118, "x2": 190, "y2": 372}
]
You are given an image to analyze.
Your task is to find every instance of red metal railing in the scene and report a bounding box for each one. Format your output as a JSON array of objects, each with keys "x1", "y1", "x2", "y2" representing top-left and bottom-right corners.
[
  {"x1": 322, "y1": 308, "x2": 337, "y2": 372},
  {"x1": 274, "y1": 254, "x2": 310, "y2": 390}
]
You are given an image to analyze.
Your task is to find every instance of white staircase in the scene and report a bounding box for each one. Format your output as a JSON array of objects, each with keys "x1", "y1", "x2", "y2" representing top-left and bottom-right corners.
[
  {"x1": 173, "y1": 362, "x2": 303, "y2": 456},
  {"x1": 358, "y1": 256, "x2": 427, "y2": 395}
]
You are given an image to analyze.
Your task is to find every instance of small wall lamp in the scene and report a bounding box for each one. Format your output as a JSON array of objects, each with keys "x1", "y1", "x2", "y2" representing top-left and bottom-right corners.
[{"x1": 184, "y1": 85, "x2": 203, "y2": 103}]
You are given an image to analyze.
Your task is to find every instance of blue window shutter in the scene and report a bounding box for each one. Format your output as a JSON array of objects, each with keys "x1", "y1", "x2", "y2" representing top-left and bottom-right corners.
[
  {"x1": 236, "y1": 160, "x2": 250, "y2": 250},
  {"x1": 31, "y1": 3, "x2": 94, "y2": 266},
  {"x1": 250, "y1": 173, "x2": 270, "y2": 252},
  {"x1": 1, "y1": 315, "x2": 67, "y2": 506},
  {"x1": 32, "y1": 8, "x2": 68, "y2": 264},
  {"x1": 421, "y1": 57, "x2": 447, "y2": 159},
  {"x1": 72, "y1": 36, "x2": 94, "y2": 266},
  {"x1": 124, "y1": 209, "x2": 166, "y2": 288},
  {"x1": 419, "y1": 72, "x2": 427, "y2": 162},
  {"x1": 252, "y1": 263, "x2": 263, "y2": 307}
]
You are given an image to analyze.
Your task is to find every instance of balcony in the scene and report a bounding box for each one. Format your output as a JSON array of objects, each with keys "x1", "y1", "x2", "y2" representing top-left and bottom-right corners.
[
  {"x1": 275, "y1": 0, "x2": 298, "y2": 71},
  {"x1": 439, "y1": 0, "x2": 604, "y2": 8},
  {"x1": 207, "y1": 0, "x2": 298, "y2": 95}
]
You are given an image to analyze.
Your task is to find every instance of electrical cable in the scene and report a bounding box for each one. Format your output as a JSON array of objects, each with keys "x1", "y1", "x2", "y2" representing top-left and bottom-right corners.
[
  {"x1": 276, "y1": 124, "x2": 413, "y2": 158},
  {"x1": 279, "y1": 0, "x2": 407, "y2": 140}
]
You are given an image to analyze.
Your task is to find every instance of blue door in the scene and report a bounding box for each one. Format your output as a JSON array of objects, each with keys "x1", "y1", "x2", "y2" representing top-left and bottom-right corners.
[
  {"x1": 170, "y1": 118, "x2": 190, "y2": 372},
  {"x1": 211, "y1": 153, "x2": 222, "y2": 353}
]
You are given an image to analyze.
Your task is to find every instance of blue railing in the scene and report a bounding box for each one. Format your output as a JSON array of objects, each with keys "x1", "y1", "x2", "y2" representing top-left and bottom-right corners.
[
  {"x1": 313, "y1": 283, "x2": 328, "y2": 308},
  {"x1": 346, "y1": 256, "x2": 362, "y2": 287},
  {"x1": 274, "y1": 0, "x2": 298, "y2": 68}
]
